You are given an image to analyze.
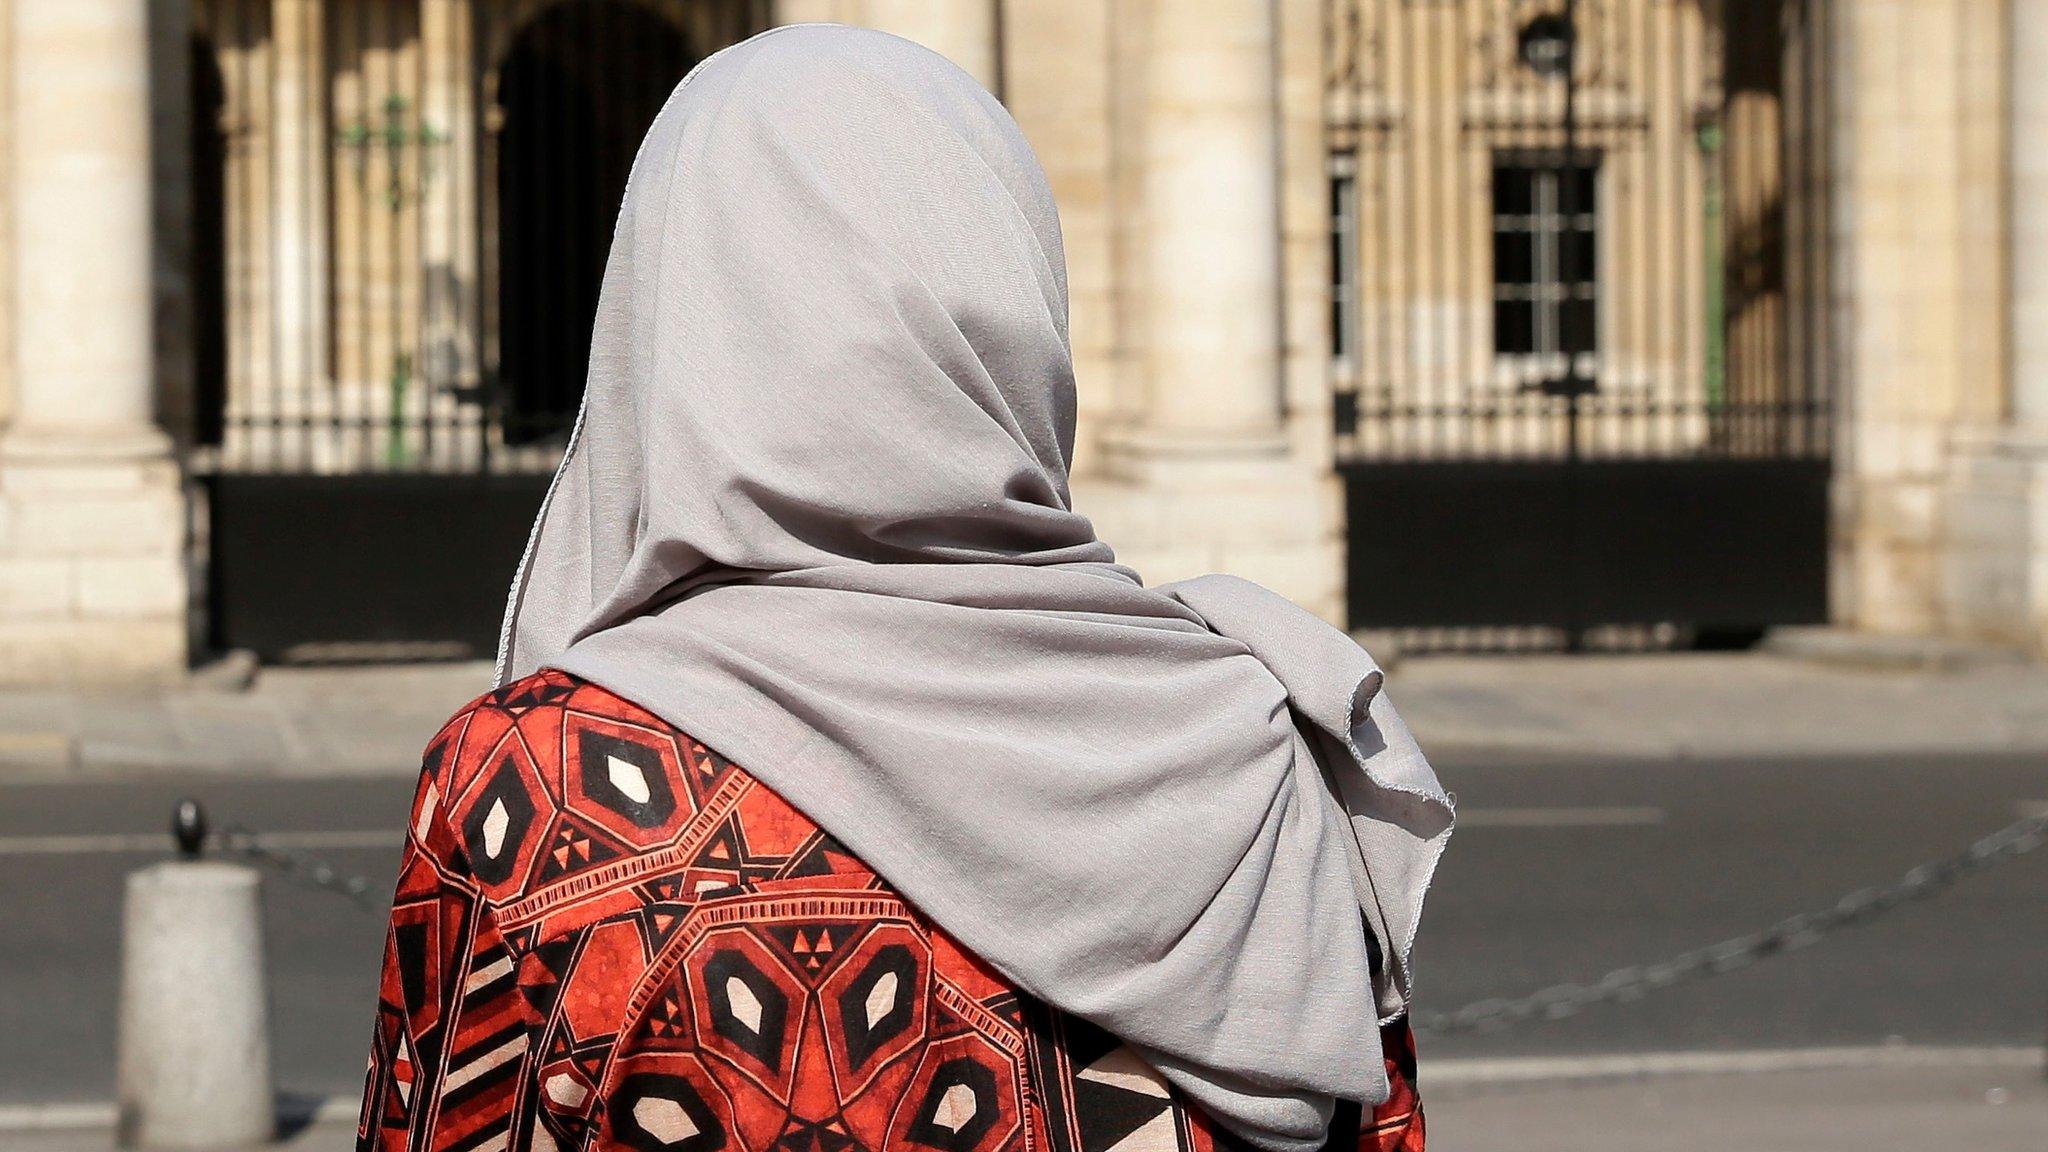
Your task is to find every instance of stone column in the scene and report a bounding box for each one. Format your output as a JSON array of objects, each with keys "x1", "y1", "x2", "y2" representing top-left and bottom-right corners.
[
  {"x1": 1000, "y1": 0, "x2": 1116, "y2": 472},
  {"x1": 2012, "y1": 0, "x2": 2048, "y2": 427},
  {"x1": 1832, "y1": 0, "x2": 2003, "y2": 641},
  {"x1": 858, "y1": 1, "x2": 998, "y2": 92},
  {"x1": 0, "y1": 0, "x2": 14, "y2": 428},
  {"x1": 0, "y1": 0, "x2": 188, "y2": 680},
  {"x1": 1074, "y1": 0, "x2": 1343, "y2": 620},
  {"x1": 269, "y1": 0, "x2": 328, "y2": 450},
  {"x1": 1128, "y1": 0, "x2": 1285, "y2": 450},
  {"x1": 2001, "y1": 0, "x2": 2048, "y2": 649},
  {"x1": 422, "y1": 0, "x2": 480, "y2": 465},
  {"x1": 772, "y1": 0, "x2": 999, "y2": 94},
  {"x1": 1923, "y1": 0, "x2": 2048, "y2": 653}
]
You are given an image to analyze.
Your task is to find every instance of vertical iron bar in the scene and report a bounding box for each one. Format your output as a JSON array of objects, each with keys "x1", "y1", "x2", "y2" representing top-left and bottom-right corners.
[{"x1": 1560, "y1": 0, "x2": 1583, "y2": 649}]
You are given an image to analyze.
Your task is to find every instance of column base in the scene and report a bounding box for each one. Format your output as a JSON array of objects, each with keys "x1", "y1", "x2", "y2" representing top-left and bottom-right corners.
[
  {"x1": 1075, "y1": 431, "x2": 1344, "y2": 623},
  {"x1": 1834, "y1": 420, "x2": 1947, "y2": 637},
  {"x1": 0, "y1": 618, "x2": 188, "y2": 684},
  {"x1": 1941, "y1": 424, "x2": 2048, "y2": 654},
  {"x1": 0, "y1": 430, "x2": 190, "y2": 684}
]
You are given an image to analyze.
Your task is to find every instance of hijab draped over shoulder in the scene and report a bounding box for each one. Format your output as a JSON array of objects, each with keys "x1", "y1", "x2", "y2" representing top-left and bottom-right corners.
[{"x1": 496, "y1": 25, "x2": 1453, "y2": 1152}]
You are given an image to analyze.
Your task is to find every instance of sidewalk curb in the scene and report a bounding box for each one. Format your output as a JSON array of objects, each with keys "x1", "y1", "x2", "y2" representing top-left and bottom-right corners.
[
  {"x1": 1763, "y1": 627, "x2": 2035, "y2": 672},
  {"x1": 6, "y1": 1048, "x2": 2039, "y2": 1132}
]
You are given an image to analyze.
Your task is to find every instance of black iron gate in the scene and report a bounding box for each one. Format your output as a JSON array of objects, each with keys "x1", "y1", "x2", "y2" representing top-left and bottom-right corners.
[
  {"x1": 188, "y1": 1, "x2": 756, "y2": 660},
  {"x1": 1327, "y1": 0, "x2": 1832, "y2": 642}
]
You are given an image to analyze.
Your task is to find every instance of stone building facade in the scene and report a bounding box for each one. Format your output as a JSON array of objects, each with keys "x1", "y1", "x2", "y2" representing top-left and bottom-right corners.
[{"x1": 0, "y1": 0, "x2": 2044, "y2": 680}]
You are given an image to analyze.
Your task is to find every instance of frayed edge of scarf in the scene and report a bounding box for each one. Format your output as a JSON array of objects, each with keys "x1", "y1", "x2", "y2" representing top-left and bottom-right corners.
[{"x1": 1333, "y1": 649, "x2": 1458, "y2": 1027}]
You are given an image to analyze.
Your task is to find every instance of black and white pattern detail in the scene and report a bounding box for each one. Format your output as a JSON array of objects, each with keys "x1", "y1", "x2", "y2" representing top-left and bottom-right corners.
[
  {"x1": 906, "y1": 1057, "x2": 1001, "y2": 1152},
  {"x1": 608, "y1": 1071, "x2": 728, "y2": 1152},
  {"x1": 578, "y1": 729, "x2": 680, "y2": 828},
  {"x1": 1071, "y1": 1046, "x2": 1176, "y2": 1152},
  {"x1": 1026, "y1": 1011, "x2": 1194, "y2": 1152},
  {"x1": 836, "y1": 944, "x2": 919, "y2": 1069},
  {"x1": 461, "y1": 756, "x2": 537, "y2": 885},
  {"x1": 703, "y1": 949, "x2": 790, "y2": 1069}
]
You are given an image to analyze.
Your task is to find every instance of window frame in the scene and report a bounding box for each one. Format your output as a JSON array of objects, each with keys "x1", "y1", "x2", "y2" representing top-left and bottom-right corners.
[{"x1": 1490, "y1": 152, "x2": 1601, "y2": 374}]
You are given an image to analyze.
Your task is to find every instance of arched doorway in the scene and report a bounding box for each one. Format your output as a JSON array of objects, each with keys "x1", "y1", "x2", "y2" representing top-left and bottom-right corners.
[{"x1": 494, "y1": 1, "x2": 696, "y2": 444}]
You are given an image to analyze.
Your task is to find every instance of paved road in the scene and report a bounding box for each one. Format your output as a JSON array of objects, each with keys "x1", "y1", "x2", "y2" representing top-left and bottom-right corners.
[
  {"x1": 1427, "y1": 1061, "x2": 2048, "y2": 1152},
  {"x1": 14, "y1": 1063, "x2": 2046, "y2": 1152},
  {"x1": 1421, "y1": 751, "x2": 2048, "y2": 1061},
  {"x1": 1, "y1": 751, "x2": 2042, "y2": 1105}
]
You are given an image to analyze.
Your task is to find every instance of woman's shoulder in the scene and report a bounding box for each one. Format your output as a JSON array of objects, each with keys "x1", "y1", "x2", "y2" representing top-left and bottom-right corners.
[
  {"x1": 419, "y1": 668, "x2": 687, "y2": 804},
  {"x1": 438, "y1": 667, "x2": 672, "y2": 728}
]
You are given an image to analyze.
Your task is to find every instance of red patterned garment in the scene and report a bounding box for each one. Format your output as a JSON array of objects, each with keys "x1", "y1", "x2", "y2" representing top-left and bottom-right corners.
[{"x1": 357, "y1": 669, "x2": 1424, "y2": 1152}]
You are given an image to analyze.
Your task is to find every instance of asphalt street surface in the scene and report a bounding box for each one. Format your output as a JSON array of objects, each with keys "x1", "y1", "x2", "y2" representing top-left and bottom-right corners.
[{"x1": 1, "y1": 751, "x2": 2042, "y2": 1105}]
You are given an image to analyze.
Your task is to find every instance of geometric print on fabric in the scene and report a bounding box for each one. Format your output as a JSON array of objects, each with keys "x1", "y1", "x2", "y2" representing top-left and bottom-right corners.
[{"x1": 357, "y1": 668, "x2": 1426, "y2": 1152}]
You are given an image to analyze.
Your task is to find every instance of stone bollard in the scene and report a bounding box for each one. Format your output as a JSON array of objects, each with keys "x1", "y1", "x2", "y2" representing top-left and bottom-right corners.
[{"x1": 115, "y1": 801, "x2": 275, "y2": 1148}]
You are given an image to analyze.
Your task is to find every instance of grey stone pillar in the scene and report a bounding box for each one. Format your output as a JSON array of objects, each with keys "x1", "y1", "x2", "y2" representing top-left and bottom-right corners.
[
  {"x1": 8, "y1": 0, "x2": 159, "y2": 444},
  {"x1": 2008, "y1": 0, "x2": 2048, "y2": 649},
  {"x1": 422, "y1": 0, "x2": 481, "y2": 437},
  {"x1": 117, "y1": 861, "x2": 275, "y2": 1148},
  {"x1": 0, "y1": 0, "x2": 188, "y2": 680},
  {"x1": 270, "y1": 0, "x2": 329, "y2": 407},
  {"x1": 1130, "y1": 0, "x2": 1285, "y2": 449},
  {"x1": 859, "y1": 0, "x2": 998, "y2": 92},
  {"x1": 2013, "y1": 0, "x2": 2048, "y2": 425},
  {"x1": 1073, "y1": 0, "x2": 1342, "y2": 620},
  {"x1": 1933, "y1": 0, "x2": 2048, "y2": 652}
]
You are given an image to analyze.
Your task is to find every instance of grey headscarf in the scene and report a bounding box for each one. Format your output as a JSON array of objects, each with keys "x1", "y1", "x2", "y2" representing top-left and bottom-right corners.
[{"x1": 495, "y1": 24, "x2": 1452, "y2": 1152}]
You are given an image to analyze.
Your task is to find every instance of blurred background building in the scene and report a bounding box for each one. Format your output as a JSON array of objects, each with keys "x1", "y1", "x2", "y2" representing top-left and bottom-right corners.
[{"x1": 0, "y1": 0, "x2": 2042, "y2": 680}]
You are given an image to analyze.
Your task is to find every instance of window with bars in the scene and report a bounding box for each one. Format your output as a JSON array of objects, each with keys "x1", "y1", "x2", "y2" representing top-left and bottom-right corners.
[
  {"x1": 1491, "y1": 157, "x2": 1599, "y2": 360},
  {"x1": 1329, "y1": 152, "x2": 1361, "y2": 365}
]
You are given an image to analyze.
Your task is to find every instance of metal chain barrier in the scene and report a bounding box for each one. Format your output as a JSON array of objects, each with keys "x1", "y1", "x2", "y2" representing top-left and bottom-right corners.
[
  {"x1": 166, "y1": 799, "x2": 383, "y2": 911},
  {"x1": 1412, "y1": 810, "x2": 2048, "y2": 1036},
  {"x1": 212, "y1": 825, "x2": 384, "y2": 911},
  {"x1": 168, "y1": 798, "x2": 2048, "y2": 1035}
]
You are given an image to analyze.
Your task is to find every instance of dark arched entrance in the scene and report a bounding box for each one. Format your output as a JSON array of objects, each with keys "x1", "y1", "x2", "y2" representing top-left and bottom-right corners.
[
  {"x1": 191, "y1": 34, "x2": 229, "y2": 448},
  {"x1": 495, "y1": 1, "x2": 696, "y2": 443}
]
